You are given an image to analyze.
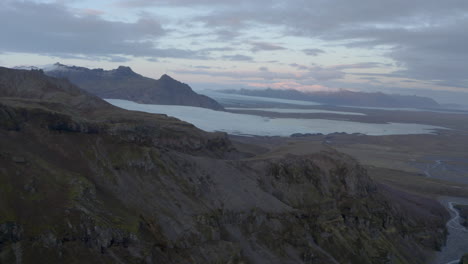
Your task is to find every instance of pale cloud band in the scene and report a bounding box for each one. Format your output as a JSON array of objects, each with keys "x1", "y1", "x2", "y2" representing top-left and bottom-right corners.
[{"x1": 1, "y1": 0, "x2": 468, "y2": 104}]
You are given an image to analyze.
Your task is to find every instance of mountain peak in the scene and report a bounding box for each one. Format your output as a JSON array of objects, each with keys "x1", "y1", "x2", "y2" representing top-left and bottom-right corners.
[
  {"x1": 160, "y1": 74, "x2": 175, "y2": 81},
  {"x1": 40, "y1": 65, "x2": 224, "y2": 110},
  {"x1": 117, "y1": 65, "x2": 132, "y2": 71},
  {"x1": 114, "y1": 66, "x2": 136, "y2": 75}
]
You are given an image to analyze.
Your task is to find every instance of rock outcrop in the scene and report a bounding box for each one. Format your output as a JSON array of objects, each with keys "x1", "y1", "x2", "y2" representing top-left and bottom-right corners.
[{"x1": 0, "y1": 67, "x2": 448, "y2": 263}]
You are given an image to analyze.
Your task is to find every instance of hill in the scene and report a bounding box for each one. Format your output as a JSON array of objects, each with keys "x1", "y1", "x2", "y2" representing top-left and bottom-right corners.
[{"x1": 0, "y1": 67, "x2": 448, "y2": 263}]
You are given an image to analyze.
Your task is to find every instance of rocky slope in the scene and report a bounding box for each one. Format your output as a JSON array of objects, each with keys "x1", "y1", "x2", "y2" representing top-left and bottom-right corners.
[
  {"x1": 44, "y1": 63, "x2": 224, "y2": 110},
  {"x1": 0, "y1": 67, "x2": 449, "y2": 263}
]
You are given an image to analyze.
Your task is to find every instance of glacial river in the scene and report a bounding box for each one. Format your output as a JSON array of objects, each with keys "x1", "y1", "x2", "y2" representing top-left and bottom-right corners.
[
  {"x1": 435, "y1": 197, "x2": 468, "y2": 264},
  {"x1": 413, "y1": 157, "x2": 468, "y2": 264}
]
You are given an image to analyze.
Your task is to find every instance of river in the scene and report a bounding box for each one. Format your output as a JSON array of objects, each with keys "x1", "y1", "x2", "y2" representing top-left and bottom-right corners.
[
  {"x1": 414, "y1": 158, "x2": 468, "y2": 263},
  {"x1": 434, "y1": 196, "x2": 468, "y2": 264}
]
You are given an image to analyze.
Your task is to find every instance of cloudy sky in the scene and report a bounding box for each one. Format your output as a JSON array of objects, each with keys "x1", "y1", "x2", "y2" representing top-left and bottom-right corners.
[{"x1": 1, "y1": 0, "x2": 468, "y2": 104}]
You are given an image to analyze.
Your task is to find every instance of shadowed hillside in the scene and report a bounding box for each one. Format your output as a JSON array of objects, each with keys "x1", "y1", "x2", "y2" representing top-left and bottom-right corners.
[
  {"x1": 0, "y1": 67, "x2": 449, "y2": 264},
  {"x1": 44, "y1": 63, "x2": 224, "y2": 110}
]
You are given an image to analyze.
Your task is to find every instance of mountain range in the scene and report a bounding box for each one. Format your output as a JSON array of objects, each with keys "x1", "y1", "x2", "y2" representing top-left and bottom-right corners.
[
  {"x1": 0, "y1": 67, "x2": 448, "y2": 263},
  {"x1": 222, "y1": 88, "x2": 441, "y2": 109},
  {"x1": 40, "y1": 63, "x2": 224, "y2": 111}
]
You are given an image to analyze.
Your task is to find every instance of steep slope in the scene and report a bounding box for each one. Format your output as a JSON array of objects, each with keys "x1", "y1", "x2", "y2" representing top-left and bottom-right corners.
[
  {"x1": 44, "y1": 63, "x2": 224, "y2": 110},
  {"x1": 0, "y1": 67, "x2": 448, "y2": 263}
]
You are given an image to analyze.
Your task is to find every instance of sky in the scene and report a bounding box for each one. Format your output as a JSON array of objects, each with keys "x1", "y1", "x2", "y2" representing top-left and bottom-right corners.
[{"x1": 1, "y1": 0, "x2": 468, "y2": 105}]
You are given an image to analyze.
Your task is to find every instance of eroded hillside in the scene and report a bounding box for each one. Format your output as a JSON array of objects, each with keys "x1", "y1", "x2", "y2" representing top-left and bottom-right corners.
[{"x1": 0, "y1": 68, "x2": 448, "y2": 263}]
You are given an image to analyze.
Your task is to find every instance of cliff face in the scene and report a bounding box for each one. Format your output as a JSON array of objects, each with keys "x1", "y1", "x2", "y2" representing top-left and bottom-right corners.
[
  {"x1": 0, "y1": 68, "x2": 448, "y2": 263},
  {"x1": 45, "y1": 63, "x2": 224, "y2": 111}
]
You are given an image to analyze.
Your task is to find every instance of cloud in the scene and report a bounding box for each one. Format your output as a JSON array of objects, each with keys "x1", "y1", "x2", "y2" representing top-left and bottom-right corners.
[
  {"x1": 181, "y1": 0, "x2": 468, "y2": 89},
  {"x1": 117, "y1": 0, "x2": 229, "y2": 8},
  {"x1": 4, "y1": 0, "x2": 468, "y2": 94},
  {"x1": 197, "y1": 46, "x2": 235, "y2": 57},
  {"x1": 221, "y1": 54, "x2": 253, "y2": 61},
  {"x1": 193, "y1": 65, "x2": 213, "y2": 69},
  {"x1": 247, "y1": 81, "x2": 331, "y2": 92},
  {"x1": 174, "y1": 68, "x2": 299, "y2": 80},
  {"x1": 290, "y1": 63, "x2": 309, "y2": 70},
  {"x1": 307, "y1": 66, "x2": 346, "y2": 81},
  {"x1": 0, "y1": 1, "x2": 204, "y2": 60},
  {"x1": 43, "y1": 53, "x2": 133, "y2": 63},
  {"x1": 174, "y1": 65, "x2": 345, "y2": 82},
  {"x1": 302, "y1": 48, "x2": 325, "y2": 56},
  {"x1": 250, "y1": 42, "x2": 286, "y2": 52},
  {"x1": 79, "y1": 8, "x2": 105, "y2": 16},
  {"x1": 329, "y1": 62, "x2": 384, "y2": 70},
  {"x1": 287, "y1": 62, "x2": 380, "y2": 80},
  {"x1": 108, "y1": 55, "x2": 132, "y2": 63}
]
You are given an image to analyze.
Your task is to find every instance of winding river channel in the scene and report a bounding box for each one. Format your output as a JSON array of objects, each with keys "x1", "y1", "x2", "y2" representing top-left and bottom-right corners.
[
  {"x1": 414, "y1": 158, "x2": 468, "y2": 264},
  {"x1": 412, "y1": 157, "x2": 468, "y2": 184},
  {"x1": 434, "y1": 197, "x2": 468, "y2": 264}
]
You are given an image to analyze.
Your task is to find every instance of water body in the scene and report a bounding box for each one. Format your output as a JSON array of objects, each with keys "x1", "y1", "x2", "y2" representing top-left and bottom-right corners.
[
  {"x1": 199, "y1": 91, "x2": 322, "y2": 106},
  {"x1": 200, "y1": 91, "x2": 468, "y2": 115},
  {"x1": 435, "y1": 197, "x2": 468, "y2": 264},
  {"x1": 411, "y1": 156, "x2": 468, "y2": 185},
  {"x1": 226, "y1": 107, "x2": 366, "y2": 116},
  {"x1": 341, "y1": 105, "x2": 468, "y2": 115},
  {"x1": 413, "y1": 159, "x2": 468, "y2": 263},
  {"x1": 106, "y1": 99, "x2": 447, "y2": 137}
]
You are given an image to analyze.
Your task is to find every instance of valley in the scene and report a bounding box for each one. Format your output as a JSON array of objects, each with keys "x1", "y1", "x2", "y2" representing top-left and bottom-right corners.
[
  {"x1": 218, "y1": 95, "x2": 468, "y2": 264},
  {"x1": 112, "y1": 89, "x2": 468, "y2": 263},
  {"x1": 0, "y1": 67, "x2": 458, "y2": 264},
  {"x1": 3, "y1": 0, "x2": 468, "y2": 263}
]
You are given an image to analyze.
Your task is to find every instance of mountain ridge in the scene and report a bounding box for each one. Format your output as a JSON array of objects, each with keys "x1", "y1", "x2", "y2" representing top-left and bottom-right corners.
[
  {"x1": 0, "y1": 67, "x2": 449, "y2": 264},
  {"x1": 42, "y1": 63, "x2": 224, "y2": 111},
  {"x1": 222, "y1": 88, "x2": 441, "y2": 108}
]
